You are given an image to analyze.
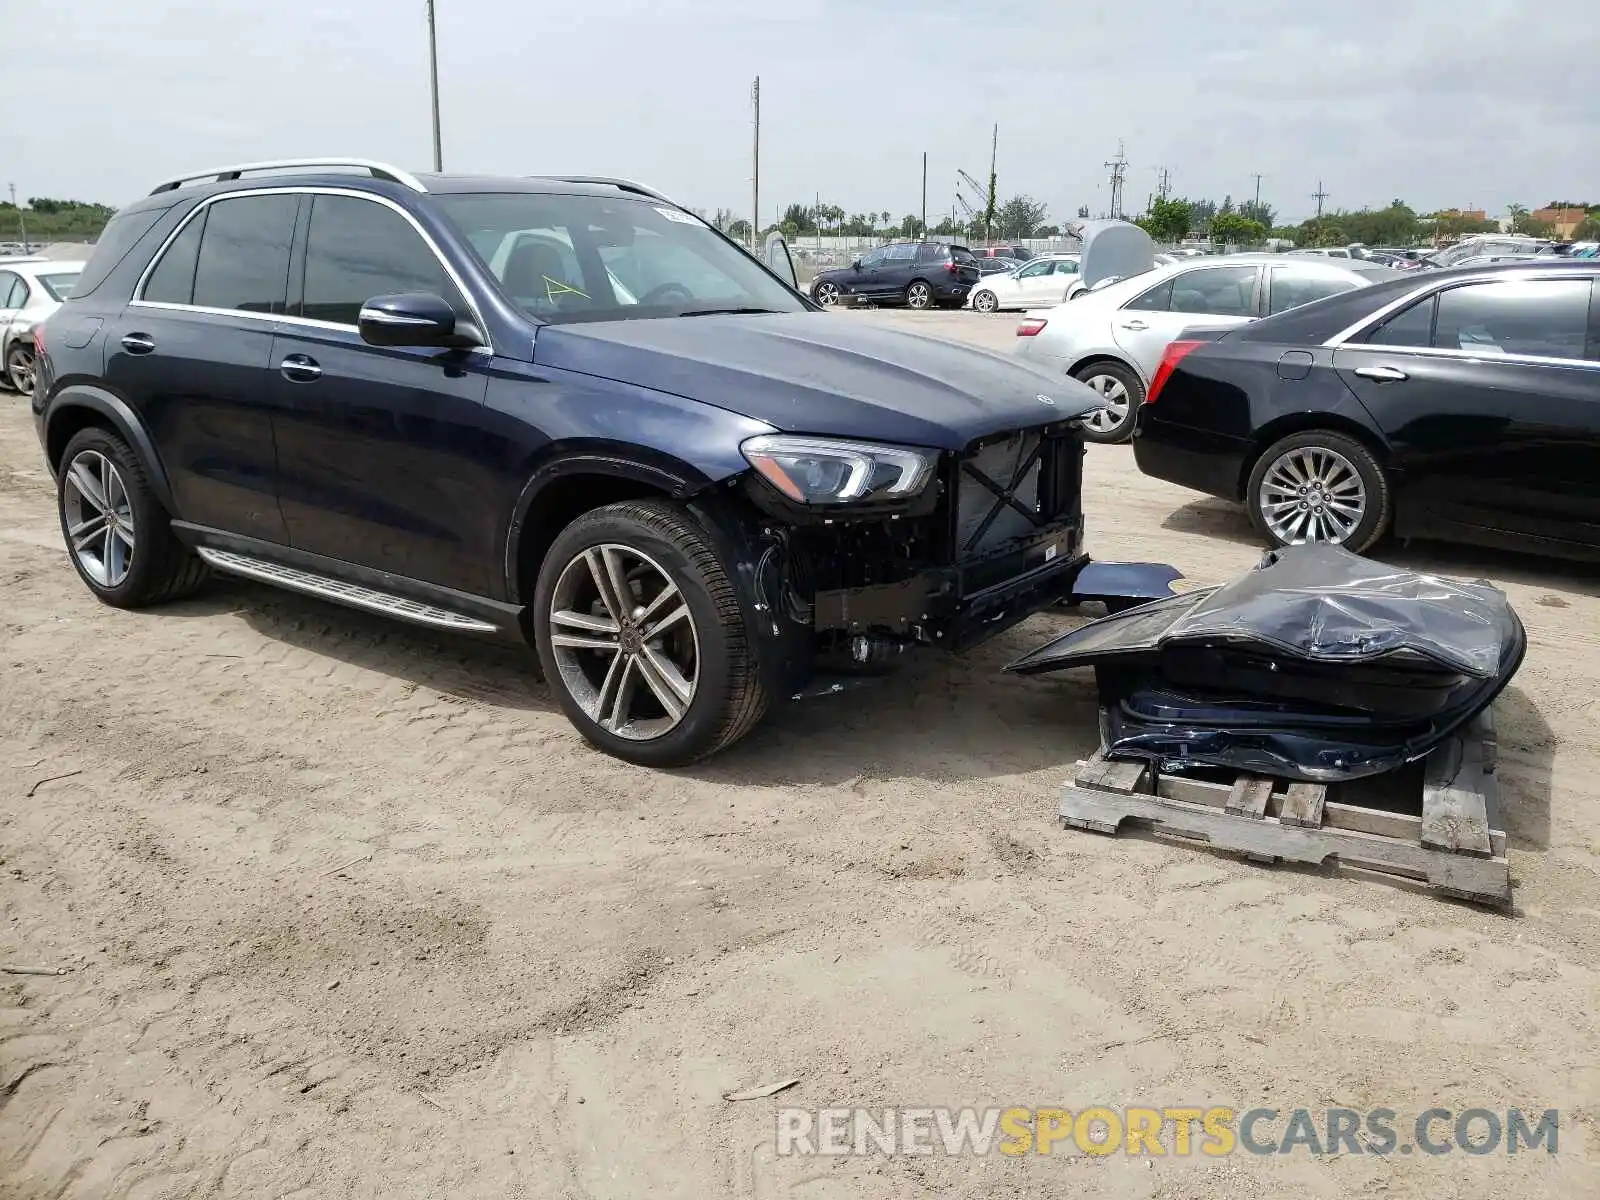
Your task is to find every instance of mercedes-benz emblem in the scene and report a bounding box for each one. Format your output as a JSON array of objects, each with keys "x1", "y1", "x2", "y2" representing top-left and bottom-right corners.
[{"x1": 1036, "y1": 393, "x2": 1057, "y2": 406}]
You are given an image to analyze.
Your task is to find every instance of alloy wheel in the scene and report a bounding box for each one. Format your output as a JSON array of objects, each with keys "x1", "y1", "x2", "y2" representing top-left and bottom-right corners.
[
  {"x1": 906, "y1": 282, "x2": 932, "y2": 309},
  {"x1": 813, "y1": 282, "x2": 839, "y2": 307},
  {"x1": 1258, "y1": 446, "x2": 1368, "y2": 544},
  {"x1": 547, "y1": 543, "x2": 700, "y2": 741},
  {"x1": 973, "y1": 290, "x2": 997, "y2": 313},
  {"x1": 63, "y1": 449, "x2": 136, "y2": 587},
  {"x1": 1081, "y1": 373, "x2": 1131, "y2": 434},
  {"x1": 7, "y1": 346, "x2": 35, "y2": 396}
]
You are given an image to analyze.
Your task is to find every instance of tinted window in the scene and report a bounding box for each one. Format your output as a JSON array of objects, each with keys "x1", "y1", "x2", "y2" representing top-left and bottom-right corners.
[
  {"x1": 917, "y1": 243, "x2": 946, "y2": 262},
  {"x1": 884, "y1": 243, "x2": 918, "y2": 261},
  {"x1": 1125, "y1": 277, "x2": 1174, "y2": 311},
  {"x1": 0, "y1": 272, "x2": 25, "y2": 309},
  {"x1": 143, "y1": 208, "x2": 206, "y2": 304},
  {"x1": 71, "y1": 205, "x2": 169, "y2": 298},
  {"x1": 951, "y1": 247, "x2": 978, "y2": 265},
  {"x1": 1268, "y1": 267, "x2": 1358, "y2": 315},
  {"x1": 1365, "y1": 297, "x2": 1435, "y2": 347},
  {"x1": 299, "y1": 195, "x2": 464, "y2": 325},
  {"x1": 859, "y1": 248, "x2": 888, "y2": 268},
  {"x1": 191, "y1": 195, "x2": 297, "y2": 314},
  {"x1": 1171, "y1": 265, "x2": 1258, "y2": 316},
  {"x1": 1432, "y1": 279, "x2": 1592, "y2": 359}
]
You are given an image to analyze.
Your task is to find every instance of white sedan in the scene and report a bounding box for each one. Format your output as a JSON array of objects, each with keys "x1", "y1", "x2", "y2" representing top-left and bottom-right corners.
[
  {"x1": 1012, "y1": 254, "x2": 1403, "y2": 443},
  {"x1": 966, "y1": 254, "x2": 1081, "y2": 313}
]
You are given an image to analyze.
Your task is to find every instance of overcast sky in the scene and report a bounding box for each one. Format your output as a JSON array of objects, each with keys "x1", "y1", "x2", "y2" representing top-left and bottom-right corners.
[{"x1": 8, "y1": 0, "x2": 1597, "y2": 225}]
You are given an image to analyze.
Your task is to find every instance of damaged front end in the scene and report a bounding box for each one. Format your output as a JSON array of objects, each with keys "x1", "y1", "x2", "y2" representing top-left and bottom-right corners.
[{"x1": 1008, "y1": 544, "x2": 1527, "y2": 782}]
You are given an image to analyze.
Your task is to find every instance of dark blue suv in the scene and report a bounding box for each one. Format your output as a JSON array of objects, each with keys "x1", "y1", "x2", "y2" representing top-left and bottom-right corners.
[{"x1": 33, "y1": 159, "x2": 1099, "y2": 765}]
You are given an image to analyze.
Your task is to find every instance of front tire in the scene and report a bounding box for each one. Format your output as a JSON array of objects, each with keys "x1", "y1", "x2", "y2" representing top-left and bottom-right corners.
[
  {"x1": 532, "y1": 499, "x2": 769, "y2": 766},
  {"x1": 1071, "y1": 361, "x2": 1143, "y2": 444},
  {"x1": 972, "y1": 289, "x2": 998, "y2": 314},
  {"x1": 1246, "y1": 430, "x2": 1391, "y2": 554},
  {"x1": 812, "y1": 280, "x2": 840, "y2": 307},
  {"x1": 904, "y1": 280, "x2": 933, "y2": 309},
  {"x1": 56, "y1": 427, "x2": 209, "y2": 607}
]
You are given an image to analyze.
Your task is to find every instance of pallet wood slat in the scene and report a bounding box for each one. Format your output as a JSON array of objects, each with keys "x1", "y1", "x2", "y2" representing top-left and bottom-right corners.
[{"x1": 1058, "y1": 710, "x2": 1509, "y2": 906}]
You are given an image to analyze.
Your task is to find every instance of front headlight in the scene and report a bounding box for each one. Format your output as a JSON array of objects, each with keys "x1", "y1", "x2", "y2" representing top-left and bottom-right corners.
[{"x1": 740, "y1": 435, "x2": 935, "y2": 504}]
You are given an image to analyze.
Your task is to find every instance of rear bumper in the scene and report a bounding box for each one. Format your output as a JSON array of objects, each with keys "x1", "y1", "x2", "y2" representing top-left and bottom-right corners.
[{"x1": 1132, "y1": 410, "x2": 1250, "y2": 501}]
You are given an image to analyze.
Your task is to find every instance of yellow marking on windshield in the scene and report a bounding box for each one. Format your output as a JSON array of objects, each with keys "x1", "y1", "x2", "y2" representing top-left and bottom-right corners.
[{"x1": 544, "y1": 275, "x2": 589, "y2": 301}]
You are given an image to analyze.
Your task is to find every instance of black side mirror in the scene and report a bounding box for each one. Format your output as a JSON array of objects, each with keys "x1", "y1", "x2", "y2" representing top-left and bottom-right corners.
[{"x1": 358, "y1": 293, "x2": 483, "y2": 349}]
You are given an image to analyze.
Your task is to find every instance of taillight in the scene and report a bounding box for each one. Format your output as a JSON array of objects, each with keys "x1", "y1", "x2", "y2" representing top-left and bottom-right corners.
[
  {"x1": 1145, "y1": 340, "x2": 1205, "y2": 405},
  {"x1": 1017, "y1": 318, "x2": 1047, "y2": 337},
  {"x1": 32, "y1": 324, "x2": 45, "y2": 353}
]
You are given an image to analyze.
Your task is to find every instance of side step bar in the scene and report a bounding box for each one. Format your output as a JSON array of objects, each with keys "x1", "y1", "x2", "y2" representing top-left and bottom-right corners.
[{"x1": 195, "y1": 548, "x2": 500, "y2": 634}]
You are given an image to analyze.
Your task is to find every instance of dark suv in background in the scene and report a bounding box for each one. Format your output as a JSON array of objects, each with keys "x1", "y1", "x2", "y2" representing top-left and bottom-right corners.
[
  {"x1": 808, "y1": 242, "x2": 981, "y2": 309},
  {"x1": 33, "y1": 158, "x2": 1102, "y2": 765}
]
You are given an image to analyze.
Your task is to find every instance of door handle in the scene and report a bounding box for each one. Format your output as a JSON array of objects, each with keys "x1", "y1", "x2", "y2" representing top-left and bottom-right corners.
[
  {"x1": 279, "y1": 354, "x2": 322, "y2": 382},
  {"x1": 1119, "y1": 320, "x2": 1148, "y2": 331},
  {"x1": 1353, "y1": 365, "x2": 1408, "y2": 382},
  {"x1": 120, "y1": 333, "x2": 155, "y2": 355}
]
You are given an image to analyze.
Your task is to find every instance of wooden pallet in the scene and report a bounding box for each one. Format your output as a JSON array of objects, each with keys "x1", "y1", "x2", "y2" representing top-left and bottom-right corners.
[{"x1": 1060, "y1": 708, "x2": 1509, "y2": 905}]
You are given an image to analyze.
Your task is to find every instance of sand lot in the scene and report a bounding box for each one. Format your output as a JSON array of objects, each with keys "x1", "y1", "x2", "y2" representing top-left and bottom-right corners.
[{"x1": 2, "y1": 310, "x2": 1597, "y2": 1198}]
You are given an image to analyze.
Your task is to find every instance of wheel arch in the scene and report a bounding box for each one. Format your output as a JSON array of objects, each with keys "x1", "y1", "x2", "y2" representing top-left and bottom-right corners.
[
  {"x1": 1067, "y1": 352, "x2": 1146, "y2": 390},
  {"x1": 44, "y1": 386, "x2": 177, "y2": 511},
  {"x1": 503, "y1": 448, "x2": 728, "y2": 607},
  {"x1": 1238, "y1": 414, "x2": 1391, "y2": 501}
]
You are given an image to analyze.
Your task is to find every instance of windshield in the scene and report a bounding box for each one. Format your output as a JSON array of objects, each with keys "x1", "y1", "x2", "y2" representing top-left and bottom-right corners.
[
  {"x1": 38, "y1": 272, "x2": 80, "y2": 302},
  {"x1": 433, "y1": 192, "x2": 807, "y2": 323}
]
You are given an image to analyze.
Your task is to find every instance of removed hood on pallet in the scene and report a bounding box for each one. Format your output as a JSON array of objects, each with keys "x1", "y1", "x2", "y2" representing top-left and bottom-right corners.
[{"x1": 1008, "y1": 545, "x2": 1526, "y2": 782}]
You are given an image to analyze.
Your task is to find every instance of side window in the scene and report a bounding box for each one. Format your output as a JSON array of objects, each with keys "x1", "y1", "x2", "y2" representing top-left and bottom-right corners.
[
  {"x1": 1052, "y1": 259, "x2": 1079, "y2": 275},
  {"x1": 916, "y1": 243, "x2": 945, "y2": 262},
  {"x1": 884, "y1": 243, "x2": 918, "y2": 262},
  {"x1": 1268, "y1": 268, "x2": 1358, "y2": 315},
  {"x1": 1124, "y1": 277, "x2": 1174, "y2": 311},
  {"x1": 0, "y1": 272, "x2": 24, "y2": 309},
  {"x1": 1017, "y1": 260, "x2": 1053, "y2": 278},
  {"x1": 299, "y1": 195, "x2": 465, "y2": 326},
  {"x1": 142, "y1": 208, "x2": 207, "y2": 304},
  {"x1": 191, "y1": 194, "x2": 298, "y2": 314},
  {"x1": 1365, "y1": 296, "x2": 1435, "y2": 347},
  {"x1": 1170, "y1": 265, "x2": 1258, "y2": 317},
  {"x1": 859, "y1": 248, "x2": 888, "y2": 268},
  {"x1": 1432, "y1": 279, "x2": 1591, "y2": 360}
]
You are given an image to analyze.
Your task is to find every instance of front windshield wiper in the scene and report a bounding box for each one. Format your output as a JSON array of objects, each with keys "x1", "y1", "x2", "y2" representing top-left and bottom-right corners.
[{"x1": 676, "y1": 306, "x2": 786, "y2": 317}]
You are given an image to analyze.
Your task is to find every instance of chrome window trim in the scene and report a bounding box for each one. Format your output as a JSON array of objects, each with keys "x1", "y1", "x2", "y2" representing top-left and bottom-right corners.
[
  {"x1": 130, "y1": 186, "x2": 494, "y2": 354},
  {"x1": 1320, "y1": 342, "x2": 1598, "y2": 371},
  {"x1": 1322, "y1": 268, "x2": 1600, "y2": 348}
]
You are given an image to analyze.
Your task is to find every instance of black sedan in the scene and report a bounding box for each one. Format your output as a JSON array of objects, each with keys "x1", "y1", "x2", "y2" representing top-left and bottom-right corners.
[{"x1": 1132, "y1": 260, "x2": 1600, "y2": 560}]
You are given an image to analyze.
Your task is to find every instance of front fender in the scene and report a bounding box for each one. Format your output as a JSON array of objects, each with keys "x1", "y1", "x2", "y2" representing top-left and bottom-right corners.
[{"x1": 42, "y1": 384, "x2": 176, "y2": 511}]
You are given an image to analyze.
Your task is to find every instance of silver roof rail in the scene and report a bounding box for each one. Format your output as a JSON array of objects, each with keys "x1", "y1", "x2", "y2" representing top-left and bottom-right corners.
[
  {"x1": 545, "y1": 176, "x2": 676, "y2": 205},
  {"x1": 149, "y1": 158, "x2": 427, "y2": 196}
]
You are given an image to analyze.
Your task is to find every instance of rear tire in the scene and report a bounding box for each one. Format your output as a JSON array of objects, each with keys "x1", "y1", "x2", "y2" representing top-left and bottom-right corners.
[
  {"x1": 972, "y1": 289, "x2": 998, "y2": 314},
  {"x1": 56, "y1": 427, "x2": 209, "y2": 608},
  {"x1": 532, "y1": 499, "x2": 769, "y2": 767},
  {"x1": 812, "y1": 280, "x2": 840, "y2": 307},
  {"x1": 904, "y1": 280, "x2": 933, "y2": 309},
  {"x1": 1245, "y1": 430, "x2": 1391, "y2": 554},
  {"x1": 1071, "y1": 361, "x2": 1143, "y2": 444},
  {"x1": 6, "y1": 343, "x2": 35, "y2": 396}
]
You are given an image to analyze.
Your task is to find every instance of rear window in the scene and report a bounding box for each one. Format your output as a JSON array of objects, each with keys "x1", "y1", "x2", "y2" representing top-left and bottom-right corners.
[
  {"x1": 950, "y1": 247, "x2": 978, "y2": 265},
  {"x1": 65, "y1": 205, "x2": 172, "y2": 299},
  {"x1": 1237, "y1": 275, "x2": 1423, "y2": 344},
  {"x1": 38, "y1": 272, "x2": 79, "y2": 301}
]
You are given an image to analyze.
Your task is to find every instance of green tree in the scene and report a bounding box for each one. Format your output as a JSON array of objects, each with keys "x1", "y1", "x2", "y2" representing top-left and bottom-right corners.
[
  {"x1": 728, "y1": 218, "x2": 752, "y2": 241},
  {"x1": 1573, "y1": 215, "x2": 1600, "y2": 240},
  {"x1": 1209, "y1": 213, "x2": 1267, "y2": 245},
  {"x1": 1187, "y1": 198, "x2": 1218, "y2": 234},
  {"x1": 1339, "y1": 200, "x2": 1420, "y2": 247},
  {"x1": 898, "y1": 215, "x2": 924, "y2": 238},
  {"x1": 995, "y1": 194, "x2": 1048, "y2": 239},
  {"x1": 1508, "y1": 204, "x2": 1555, "y2": 237},
  {"x1": 983, "y1": 171, "x2": 998, "y2": 241},
  {"x1": 781, "y1": 203, "x2": 816, "y2": 235},
  {"x1": 1239, "y1": 199, "x2": 1276, "y2": 230},
  {"x1": 1135, "y1": 196, "x2": 1191, "y2": 243}
]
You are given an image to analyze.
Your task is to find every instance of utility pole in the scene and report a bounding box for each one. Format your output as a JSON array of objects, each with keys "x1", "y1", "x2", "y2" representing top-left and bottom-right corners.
[
  {"x1": 750, "y1": 77, "x2": 761, "y2": 251},
  {"x1": 1313, "y1": 179, "x2": 1329, "y2": 219},
  {"x1": 1155, "y1": 166, "x2": 1171, "y2": 202},
  {"x1": 1104, "y1": 139, "x2": 1128, "y2": 220},
  {"x1": 921, "y1": 151, "x2": 927, "y2": 238},
  {"x1": 1251, "y1": 172, "x2": 1264, "y2": 211},
  {"x1": 425, "y1": 0, "x2": 443, "y2": 171},
  {"x1": 8, "y1": 183, "x2": 27, "y2": 252},
  {"x1": 984, "y1": 124, "x2": 998, "y2": 243}
]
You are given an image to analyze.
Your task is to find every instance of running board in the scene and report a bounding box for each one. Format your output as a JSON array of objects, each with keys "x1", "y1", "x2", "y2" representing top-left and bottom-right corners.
[{"x1": 195, "y1": 548, "x2": 500, "y2": 633}]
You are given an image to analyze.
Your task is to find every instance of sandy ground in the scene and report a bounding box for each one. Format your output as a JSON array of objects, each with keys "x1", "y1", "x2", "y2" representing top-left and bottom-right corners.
[{"x1": 2, "y1": 310, "x2": 1598, "y2": 1199}]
